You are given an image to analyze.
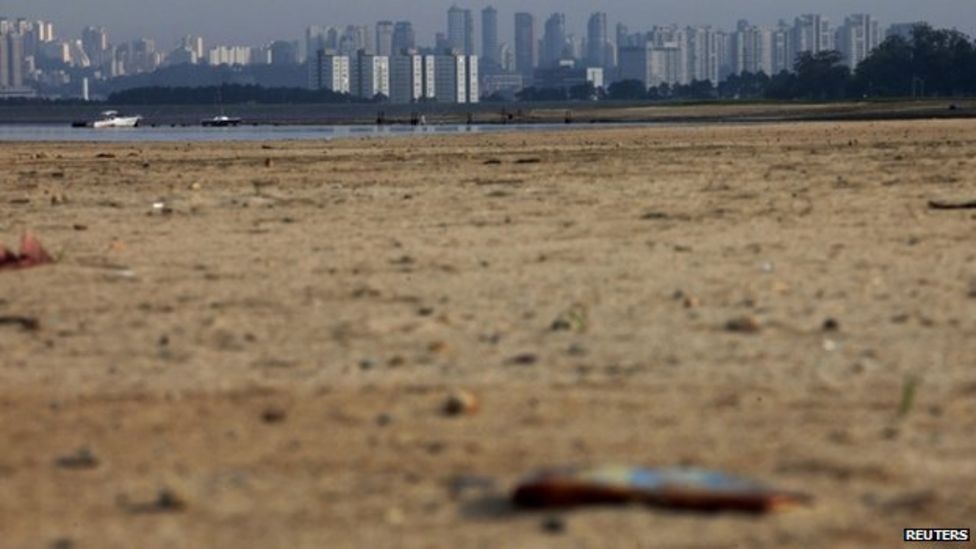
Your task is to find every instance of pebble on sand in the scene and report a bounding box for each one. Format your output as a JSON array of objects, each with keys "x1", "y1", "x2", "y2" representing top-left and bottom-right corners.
[{"x1": 443, "y1": 390, "x2": 479, "y2": 416}]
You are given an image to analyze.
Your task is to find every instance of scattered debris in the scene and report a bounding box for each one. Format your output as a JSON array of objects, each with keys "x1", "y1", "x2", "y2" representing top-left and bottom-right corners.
[
  {"x1": 72, "y1": 224, "x2": 88, "y2": 231},
  {"x1": 483, "y1": 159, "x2": 502, "y2": 165},
  {"x1": 541, "y1": 515, "x2": 567, "y2": 534},
  {"x1": 928, "y1": 199, "x2": 976, "y2": 210},
  {"x1": 262, "y1": 407, "x2": 287, "y2": 424},
  {"x1": 150, "y1": 201, "x2": 173, "y2": 215},
  {"x1": 0, "y1": 233, "x2": 54, "y2": 271},
  {"x1": 122, "y1": 489, "x2": 187, "y2": 514},
  {"x1": 0, "y1": 316, "x2": 40, "y2": 331},
  {"x1": 443, "y1": 390, "x2": 479, "y2": 416},
  {"x1": 725, "y1": 315, "x2": 762, "y2": 334},
  {"x1": 550, "y1": 304, "x2": 588, "y2": 332},
  {"x1": 507, "y1": 353, "x2": 539, "y2": 366},
  {"x1": 898, "y1": 375, "x2": 919, "y2": 419},
  {"x1": 513, "y1": 466, "x2": 811, "y2": 513},
  {"x1": 95, "y1": 153, "x2": 116, "y2": 159},
  {"x1": 515, "y1": 158, "x2": 541, "y2": 164},
  {"x1": 54, "y1": 448, "x2": 99, "y2": 470}
]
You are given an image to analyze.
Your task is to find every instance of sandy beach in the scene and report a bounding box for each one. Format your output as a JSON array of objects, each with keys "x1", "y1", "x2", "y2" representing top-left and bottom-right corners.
[{"x1": 1, "y1": 119, "x2": 974, "y2": 548}]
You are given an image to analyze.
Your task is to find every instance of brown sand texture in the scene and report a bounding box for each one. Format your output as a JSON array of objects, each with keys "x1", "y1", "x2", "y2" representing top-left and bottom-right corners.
[{"x1": 1, "y1": 120, "x2": 975, "y2": 548}]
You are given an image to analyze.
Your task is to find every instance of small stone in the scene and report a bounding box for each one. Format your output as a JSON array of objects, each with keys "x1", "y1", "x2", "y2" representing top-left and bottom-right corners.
[
  {"x1": 55, "y1": 448, "x2": 99, "y2": 470},
  {"x1": 541, "y1": 516, "x2": 567, "y2": 534},
  {"x1": 508, "y1": 353, "x2": 539, "y2": 366},
  {"x1": 375, "y1": 413, "x2": 393, "y2": 427},
  {"x1": 725, "y1": 315, "x2": 761, "y2": 334},
  {"x1": 822, "y1": 318, "x2": 840, "y2": 332},
  {"x1": 443, "y1": 390, "x2": 479, "y2": 416},
  {"x1": 264, "y1": 158, "x2": 273, "y2": 168},
  {"x1": 261, "y1": 407, "x2": 287, "y2": 423},
  {"x1": 72, "y1": 224, "x2": 87, "y2": 231}
]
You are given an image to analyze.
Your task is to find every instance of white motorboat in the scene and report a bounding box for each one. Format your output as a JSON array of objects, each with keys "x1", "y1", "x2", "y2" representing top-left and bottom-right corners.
[{"x1": 92, "y1": 111, "x2": 142, "y2": 129}]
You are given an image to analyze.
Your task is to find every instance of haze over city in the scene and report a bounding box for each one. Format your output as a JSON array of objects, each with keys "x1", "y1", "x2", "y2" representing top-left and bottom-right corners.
[{"x1": 5, "y1": 0, "x2": 976, "y2": 46}]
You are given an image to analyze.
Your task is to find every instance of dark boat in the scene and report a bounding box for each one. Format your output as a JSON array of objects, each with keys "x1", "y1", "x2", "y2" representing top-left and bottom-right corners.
[{"x1": 201, "y1": 115, "x2": 243, "y2": 127}]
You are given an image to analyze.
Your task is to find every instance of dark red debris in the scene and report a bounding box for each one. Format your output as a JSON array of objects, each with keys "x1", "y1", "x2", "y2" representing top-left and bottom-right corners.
[{"x1": 0, "y1": 233, "x2": 54, "y2": 271}]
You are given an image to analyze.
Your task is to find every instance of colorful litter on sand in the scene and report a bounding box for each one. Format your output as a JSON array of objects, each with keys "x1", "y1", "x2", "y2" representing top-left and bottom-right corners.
[
  {"x1": 0, "y1": 233, "x2": 54, "y2": 271},
  {"x1": 513, "y1": 466, "x2": 812, "y2": 513}
]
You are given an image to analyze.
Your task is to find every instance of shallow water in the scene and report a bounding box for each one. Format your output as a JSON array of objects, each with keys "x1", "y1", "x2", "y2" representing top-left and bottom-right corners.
[{"x1": 0, "y1": 123, "x2": 644, "y2": 143}]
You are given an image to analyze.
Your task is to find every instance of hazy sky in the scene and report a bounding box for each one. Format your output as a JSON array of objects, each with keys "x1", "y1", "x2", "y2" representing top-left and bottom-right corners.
[{"x1": 5, "y1": 0, "x2": 975, "y2": 48}]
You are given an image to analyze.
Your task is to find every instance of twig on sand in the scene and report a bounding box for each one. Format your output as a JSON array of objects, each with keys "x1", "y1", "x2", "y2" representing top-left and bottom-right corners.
[{"x1": 928, "y1": 199, "x2": 976, "y2": 210}]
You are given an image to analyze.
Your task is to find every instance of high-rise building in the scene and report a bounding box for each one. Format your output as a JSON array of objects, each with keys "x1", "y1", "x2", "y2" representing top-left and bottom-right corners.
[
  {"x1": 791, "y1": 14, "x2": 833, "y2": 63},
  {"x1": 309, "y1": 51, "x2": 350, "y2": 92},
  {"x1": 6, "y1": 33, "x2": 24, "y2": 88},
  {"x1": 836, "y1": 14, "x2": 881, "y2": 67},
  {"x1": 685, "y1": 27, "x2": 720, "y2": 84},
  {"x1": 390, "y1": 53, "x2": 435, "y2": 103},
  {"x1": 0, "y1": 35, "x2": 9, "y2": 88},
  {"x1": 434, "y1": 53, "x2": 478, "y2": 103},
  {"x1": 619, "y1": 41, "x2": 684, "y2": 88},
  {"x1": 887, "y1": 22, "x2": 924, "y2": 41},
  {"x1": 732, "y1": 21, "x2": 773, "y2": 76},
  {"x1": 82, "y1": 26, "x2": 111, "y2": 68},
  {"x1": 339, "y1": 26, "x2": 371, "y2": 56},
  {"x1": 270, "y1": 41, "x2": 298, "y2": 65},
  {"x1": 392, "y1": 21, "x2": 415, "y2": 54},
  {"x1": 351, "y1": 51, "x2": 389, "y2": 98},
  {"x1": 180, "y1": 35, "x2": 205, "y2": 62},
  {"x1": 481, "y1": 6, "x2": 498, "y2": 68},
  {"x1": 376, "y1": 21, "x2": 394, "y2": 57},
  {"x1": 447, "y1": 6, "x2": 475, "y2": 55},
  {"x1": 586, "y1": 12, "x2": 609, "y2": 69},
  {"x1": 514, "y1": 12, "x2": 535, "y2": 78},
  {"x1": 542, "y1": 13, "x2": 567, "y2": 68}
]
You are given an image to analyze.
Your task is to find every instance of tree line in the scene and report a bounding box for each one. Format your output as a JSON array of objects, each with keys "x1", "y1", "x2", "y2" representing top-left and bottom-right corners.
[{"x1": 598, "y1": 24, "x2": 976, "y2": 102}]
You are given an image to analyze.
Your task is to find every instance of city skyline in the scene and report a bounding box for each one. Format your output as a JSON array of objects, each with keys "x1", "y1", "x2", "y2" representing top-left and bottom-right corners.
[{"x1": 4, "y1": 0, "x2": 975, "y2": 47}]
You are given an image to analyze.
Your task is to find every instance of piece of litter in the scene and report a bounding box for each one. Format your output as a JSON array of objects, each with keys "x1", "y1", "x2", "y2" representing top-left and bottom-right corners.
[
  {"x1": 0, "y1": 233, "x2": 54, "y2": 271},
  {"x1": 513, "y1": 466, "x2": 811, "y2": 513},
  {"x1": 928, "y1": 199, "x2": 976, "y2": 210}
]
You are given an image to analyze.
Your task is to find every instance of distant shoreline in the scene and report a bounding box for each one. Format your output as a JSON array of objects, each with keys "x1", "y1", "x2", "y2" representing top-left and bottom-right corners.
[{"x1": 0, "y1": 99, "x2": 973, "y2": 127}]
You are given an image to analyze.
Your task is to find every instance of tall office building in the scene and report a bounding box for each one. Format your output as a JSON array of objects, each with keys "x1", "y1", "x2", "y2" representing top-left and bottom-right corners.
[
  {"x1": 447, "y1": 5, "x2": 475, "y2": 55},
  {"x1": 586, "y1": 12, "x2": 609, "y2": 69},
  {"x1": 375, "y1": 21, "x2": 394, "y2": 57},
  {"x1": 481, "y1": 6, "x2": 498, "y2": 68},
  {"x1": 339, "y1": 25, "x2": 371, "y2": 56},
  {"x1": 392, "y1": 21, "x2": 415, "y2": 54},
  {"x1": 309, "y1": 51, "x2": 350, "y2": 92},
  {"x1": 836, "y1": 14, "x2": 880, "y2": 67},
  {"x1": 542, "y1": 13, "x2": 567, "y2": 68},
  {"x1": 514, "y1": 12, "x2": 535, "y2": 78}
]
